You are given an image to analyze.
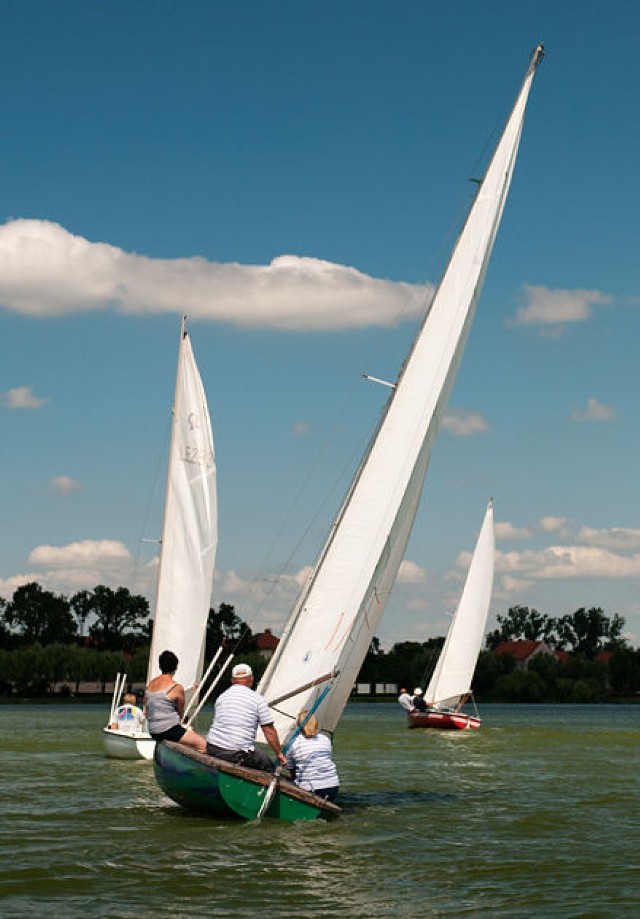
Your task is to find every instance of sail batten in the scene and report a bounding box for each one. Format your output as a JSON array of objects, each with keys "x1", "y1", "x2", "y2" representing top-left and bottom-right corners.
[
  {"x1": 259, "y1": 47, "x2": 543, "y2": 741},
  {"x1": 147, "y1": 323, "x2": 218, "y2": 695}
]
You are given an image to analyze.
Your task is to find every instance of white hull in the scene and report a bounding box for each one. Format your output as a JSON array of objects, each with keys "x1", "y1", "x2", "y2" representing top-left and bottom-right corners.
[{"x1": 103, "y1": 727, "x2": 155, "y2": 760}]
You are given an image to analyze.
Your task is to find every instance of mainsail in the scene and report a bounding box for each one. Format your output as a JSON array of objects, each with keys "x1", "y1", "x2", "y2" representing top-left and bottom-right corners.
[
  {"x1": 426, "y1": 500, "x2": 495, "y2": 710},
  {"x1": 259, "y1": 46, "x2": 543, "y2": 741},
  {"x1": 147, "y1": 319, "x2": 218, "y2": 694}
]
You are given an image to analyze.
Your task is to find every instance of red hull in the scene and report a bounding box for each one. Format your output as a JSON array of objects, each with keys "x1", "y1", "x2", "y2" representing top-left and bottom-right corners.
[{"x1": 408, "y1": 710, "x2": 481, "y2": 731}]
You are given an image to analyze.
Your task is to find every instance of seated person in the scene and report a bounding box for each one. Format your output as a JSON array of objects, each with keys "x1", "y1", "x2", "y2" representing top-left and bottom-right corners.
[
  {"x1": 286, "y1": 710, "x2": 340, "y2": 802},
  {"x1": 145, "y1": 649, "x2": 206, "y2": 753},
  {"x1": 111, "y1": 692, "x2": 146, "y2": 733},
  {"x1": 397, "y1": 687, "x2": 414, "y2": 712},
  {"x1": 206, "y1": 663, "x2": 286, "y2": 772},
  {"x1": 412, "y1": 687, "x2": 428, "y2": 712}
]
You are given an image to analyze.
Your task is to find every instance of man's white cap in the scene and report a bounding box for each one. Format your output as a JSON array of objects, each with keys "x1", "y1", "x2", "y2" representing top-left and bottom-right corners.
[
  {"x1": 413, "y1": 687, "x2": 423, "y2": 695},
  {"x1": 232, "y1": 663, "x2": 253, "y2": 679}
]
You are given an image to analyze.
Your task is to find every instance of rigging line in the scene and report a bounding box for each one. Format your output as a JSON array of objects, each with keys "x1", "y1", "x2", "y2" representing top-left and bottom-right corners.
[{"x1": 130, "y1": 412, "x2": 173, "y2": 598}]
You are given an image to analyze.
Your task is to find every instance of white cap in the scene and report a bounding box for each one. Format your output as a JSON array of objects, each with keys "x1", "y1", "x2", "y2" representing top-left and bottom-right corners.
[
  {"x1": 413, "y1": 687, "x2": 423, "y2": 695},
  {"x1": 232, "y1": 663, "x2": 253, "y2": 679}
]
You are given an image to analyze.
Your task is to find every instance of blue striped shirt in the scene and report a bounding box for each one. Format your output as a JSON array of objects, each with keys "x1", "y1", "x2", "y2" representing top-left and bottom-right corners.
[
  {"x1": 206, "y1": 684, "x2": 274, "y2": 752},
  {"x1": 286, "y1": 733, "x2": 339, "y2": 792}
]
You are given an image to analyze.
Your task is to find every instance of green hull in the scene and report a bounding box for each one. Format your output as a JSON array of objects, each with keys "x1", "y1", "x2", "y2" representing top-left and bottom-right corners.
[{"x1": 154, "y1": 741, "x2": 341, "y2": 823}]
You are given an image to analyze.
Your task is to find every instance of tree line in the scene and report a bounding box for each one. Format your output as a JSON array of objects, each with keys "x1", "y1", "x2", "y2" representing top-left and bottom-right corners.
[{"x1": 1, "y1": 584, "x2": 639, "y2": 701}]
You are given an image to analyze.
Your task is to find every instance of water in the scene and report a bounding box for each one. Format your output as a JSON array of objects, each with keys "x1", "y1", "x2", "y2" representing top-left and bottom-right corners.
[{"x1": 0, "y1": 703, "x2": 637, "y2": 918}]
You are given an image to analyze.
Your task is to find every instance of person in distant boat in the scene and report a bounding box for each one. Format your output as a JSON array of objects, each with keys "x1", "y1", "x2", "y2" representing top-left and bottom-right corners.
[
  {"x1": 145, "y1": 650, "x2": 206, "y2": 752},
  {"x1": 412, "y1": 687, "x2": 428, "y2": 712},
  {"x1": 286, "y1": 710, "x2": 340, "y2": 802},
  {"x1": 111, "y1": 693, "x2": 146, "y2": 733},
  {"x1": 397, "y1": 687, "x2": 414, "y2": 712},
  {"x1": 206, "y1": 662, "x2": 287, "y2": 772}
]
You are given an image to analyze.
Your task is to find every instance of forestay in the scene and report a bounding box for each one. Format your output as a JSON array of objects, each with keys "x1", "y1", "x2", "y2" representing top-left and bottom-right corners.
[
  {"x1": 147, "y1": 321, "x2": 217, "y2": 694},
  {"x1": 259, "y1": 46, "x2": 544, "y2": 741},
  {"x1": 426, "y1": 500, "x2": 495, "y2": 710}
]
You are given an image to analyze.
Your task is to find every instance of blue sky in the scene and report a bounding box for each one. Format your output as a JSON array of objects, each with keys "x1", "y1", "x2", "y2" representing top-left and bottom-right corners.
[{"x1": 2, "y1": 1, "x2": 640, "y2": 649}]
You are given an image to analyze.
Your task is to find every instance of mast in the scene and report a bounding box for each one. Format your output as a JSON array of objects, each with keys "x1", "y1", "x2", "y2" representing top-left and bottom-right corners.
[{"x1": 259, "y1": 46, "x2": 543, "y2": 741}]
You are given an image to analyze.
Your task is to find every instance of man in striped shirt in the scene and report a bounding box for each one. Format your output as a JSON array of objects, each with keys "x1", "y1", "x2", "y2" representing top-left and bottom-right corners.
[{"x1": 206, "y1": 663, "x2": 287, "y2": 772}]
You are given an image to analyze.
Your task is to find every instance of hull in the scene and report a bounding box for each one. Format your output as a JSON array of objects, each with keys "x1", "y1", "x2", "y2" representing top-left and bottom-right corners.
[
  {"x1": 103, "y1": 727, "x2": 156, "y2": 760},
  {"x1": 154, "y1": 741, "x2": 341, "y2": 822},
  {"x1": 408, "y1": 710, "x2": 481, "y2": 731}
]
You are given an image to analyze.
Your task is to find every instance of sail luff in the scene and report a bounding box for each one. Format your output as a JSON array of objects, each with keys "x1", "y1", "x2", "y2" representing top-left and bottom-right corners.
[
  {"x1": 426, "y1": 501, "x2": 495, "y2": 709},
  {"x1": 259, "y1": 47, "x2": 542, "y2": 741},
  {"x1": 146, "y1": 320, "x2": 218, "y2": 694}
]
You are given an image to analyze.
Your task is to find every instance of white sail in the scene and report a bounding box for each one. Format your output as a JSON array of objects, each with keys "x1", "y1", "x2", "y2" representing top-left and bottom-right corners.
[
  {"x1": 147, "y1": 320, "x2": 218, "y2": 694},
  {"x1": 258, "y1": 46, "x2": 543, "y2": 741},
  {"x1": 426, "y1": 501, "x2": 494, "y2": 710}
]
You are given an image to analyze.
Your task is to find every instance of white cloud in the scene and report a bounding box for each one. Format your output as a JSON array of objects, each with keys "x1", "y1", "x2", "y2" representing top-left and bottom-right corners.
[
  {"x1": 1, "y1": 386, "x2": 47, "y2": 409},
  {"x1": 495, "y1": 521, "x2": 533, "y2": 540},
  {"x1": 0, "y1": 219, "x2": 431, "y2": 331},
  {"x1": 441, "y1": 407, "x2": 489, "y2": 437},
  {"x1": 28, "y1": 539, "x2": 131, "y2": 569},
  {"x1": 397, "y1": 560, "x2": 427, "y2": 585},
  {"x1": 539, "y1": 515, "x2": 571, "y2": 536},
  {"x1": 570, "y1": 398, "x2": 616, "y2": 422},
  {"x1": 577, "y1": 526, "x2": 640, "y2": 552},
  {"x1": 509, "y1": 284, "x2": 612, "y2": 334},
  {"x1": 496, "y1": 545, "x2": 640, "y2": 580},
  {"x1": 50, "y1": 476, "x2": 82, "y2": 494}
]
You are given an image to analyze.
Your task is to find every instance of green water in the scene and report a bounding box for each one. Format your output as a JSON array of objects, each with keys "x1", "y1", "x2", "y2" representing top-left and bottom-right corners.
[{"x1": 1, "y1": 703, "x2": 637, "y2": 918}]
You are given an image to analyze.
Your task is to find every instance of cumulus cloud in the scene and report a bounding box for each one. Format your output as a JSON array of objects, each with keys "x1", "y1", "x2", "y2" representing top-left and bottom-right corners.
[
  {"x1": 570, "y1": 398, "x2": 616, "y2": 422},
  {"x1": 495, "y1": 521, "x2": 533, "y2": 541},
  {"x1": 509, "y1": 284, "x2": 612, "y2": 335},
  {"x1": 0, "y1": 219, "x2": 431, "y2": 331},
  {"x1": 577, "y1": 526, "x2": 640, "y2": 552},
  {"x1": 441, "y1": 407, "x2": 489, "y2": 437},
  {"x1": 496, "y1": 545, "x2": 640, "y2": 580},
  {"x1": 50, "y1": 476, "x2": 82, "y2": 494},
  {"x1": 539, "y1": 515, "x2": 571, "y2": 536},
  {"x1": 397, "y1": 560, "x2": 427, "y2": 585},
  {"x1": 1, "y1": 386, "x2": 47, "y2": 409},
  {"x1": 28, "y1": 539, "x2": 131, "y2": 569},
  {"x1": 0, "y1": 540, "x2": 137, "y2": 600}
]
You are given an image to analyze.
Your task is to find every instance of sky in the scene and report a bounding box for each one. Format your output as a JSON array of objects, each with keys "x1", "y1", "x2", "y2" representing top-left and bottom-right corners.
[{"x1": 1, "y1": 1, "x2": 640, "y2": 650}]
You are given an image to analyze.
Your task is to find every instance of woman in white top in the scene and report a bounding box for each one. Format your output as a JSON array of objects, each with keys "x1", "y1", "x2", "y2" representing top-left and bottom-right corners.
[{"x1": 286, "y1": 710, "x2": 340, "y2": 802}]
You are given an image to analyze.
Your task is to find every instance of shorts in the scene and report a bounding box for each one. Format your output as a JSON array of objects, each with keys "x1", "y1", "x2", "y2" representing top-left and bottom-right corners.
[{"x1": 151, "y1": 724, "x2": 186, "y2": 742}]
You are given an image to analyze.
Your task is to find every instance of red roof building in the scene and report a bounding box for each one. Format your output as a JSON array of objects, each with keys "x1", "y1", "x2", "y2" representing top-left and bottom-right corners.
[
  {"x1": 493, "y1": 640, "x2": 555, "y2": 670},
  {"x1": 256, "y1": 628, "x2": 279, "y2": 659}
]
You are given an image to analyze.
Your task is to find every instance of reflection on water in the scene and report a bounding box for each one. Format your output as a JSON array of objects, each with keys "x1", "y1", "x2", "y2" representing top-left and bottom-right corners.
[{"x1": 0, "y1": 703, "x2": 638, "y2": 917}]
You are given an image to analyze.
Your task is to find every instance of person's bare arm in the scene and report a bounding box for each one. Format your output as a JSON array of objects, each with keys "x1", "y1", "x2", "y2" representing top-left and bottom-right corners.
[{"x1": 262, "y1": 724, "x2": 287, "y2": 765}]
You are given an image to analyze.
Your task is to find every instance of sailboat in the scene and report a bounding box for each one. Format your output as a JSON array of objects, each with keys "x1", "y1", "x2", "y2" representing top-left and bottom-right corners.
[
  {"x1": 408, "y1": 500, "x2": 494, "y2": 731},
  {"x1": 152, "y1": 45, "x2": 544, "y2": 818},
  {"x1": 103, "y1": 319, "x2": 218, "y2": 759}
]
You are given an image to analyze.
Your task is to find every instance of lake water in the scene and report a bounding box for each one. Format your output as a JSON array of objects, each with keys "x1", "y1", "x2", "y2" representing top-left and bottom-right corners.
[{"x1": 0, "y1": 703, "x2": 637, "y2": 918}]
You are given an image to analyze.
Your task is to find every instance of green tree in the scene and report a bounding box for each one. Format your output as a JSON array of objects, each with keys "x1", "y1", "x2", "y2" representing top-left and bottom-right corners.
[
  {"x1": 77, "y1": 586, "x2": 149, "y2": 651},
  {"x1": 485, "y1": 605, "x2": 555, "y2": 649},
  {"x1": 556, "y1": 608, "x2": 626, "y2": 658},
  {"x1": 205, "y1": 603, "x2": 254, "y2": 660},
  {"x1": 4, "y1": 582, "x2": 77, "y2": 646}
]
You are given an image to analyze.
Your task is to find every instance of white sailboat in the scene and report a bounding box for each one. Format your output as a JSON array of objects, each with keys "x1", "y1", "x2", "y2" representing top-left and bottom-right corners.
[
  {"x1": 153, "y1": 45, "x2": 543, "y2": 819},
  {"x1": 409, "y1": 500, "x2": 495, "y2": 731},
  {"x1": 103, "y1": 319, "x2": 218, "y2": 759}
]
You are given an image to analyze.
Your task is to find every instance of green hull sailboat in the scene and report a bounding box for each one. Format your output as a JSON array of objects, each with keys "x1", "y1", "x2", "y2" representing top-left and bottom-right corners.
[{"x1": 155, "y1": 742, "x2": 341, "y2": 822}]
